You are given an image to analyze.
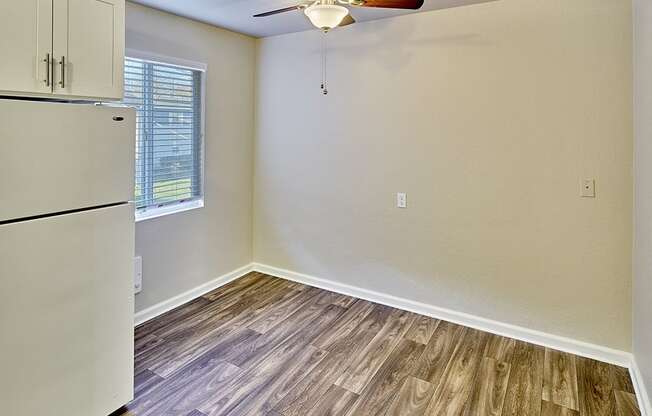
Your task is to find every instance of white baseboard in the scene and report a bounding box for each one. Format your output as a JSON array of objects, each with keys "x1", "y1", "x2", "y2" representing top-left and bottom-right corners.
[
  {"x1": 631, "y1": 357, "x2": 652, "y2": 416},
  {"x1": 134, "y1": 263, "x2": 254, "y2": 326},
  {"x1": 252, "y1": 263, "x2": 632, "y2": 368}
]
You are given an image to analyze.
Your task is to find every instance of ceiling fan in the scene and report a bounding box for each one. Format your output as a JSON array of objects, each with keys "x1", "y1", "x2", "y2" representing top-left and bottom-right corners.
[{"x1": 253, "y1": 0, "x2": 425, "y2": 32}]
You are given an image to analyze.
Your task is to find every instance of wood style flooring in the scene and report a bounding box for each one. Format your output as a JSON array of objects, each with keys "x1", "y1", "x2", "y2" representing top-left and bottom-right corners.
[{"x1": 117, "y1": 272, "x2": 640, "y2": 416}]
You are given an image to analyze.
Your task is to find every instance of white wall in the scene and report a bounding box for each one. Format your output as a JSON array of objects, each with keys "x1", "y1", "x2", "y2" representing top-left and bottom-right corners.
[
  {"x1": 254, "y1": 0, "x2": 633, "y2": 351},
  {"x1": 126, "y1": 2, "x2": 256, "y2": 312},
  {"x1": 634, "y1": 0, "x2": 652, "y2": 406}
]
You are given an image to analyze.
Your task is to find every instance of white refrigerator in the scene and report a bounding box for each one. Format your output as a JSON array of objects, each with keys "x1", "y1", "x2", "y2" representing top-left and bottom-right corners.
[{"x1": 0, "y1": 99, "x2": 135, "y2": 416}]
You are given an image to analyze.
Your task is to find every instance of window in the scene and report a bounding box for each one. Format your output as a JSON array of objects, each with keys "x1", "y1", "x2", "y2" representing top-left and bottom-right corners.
[{"x1": 122, "y1": 55, "x2": 205, "y2": 220}]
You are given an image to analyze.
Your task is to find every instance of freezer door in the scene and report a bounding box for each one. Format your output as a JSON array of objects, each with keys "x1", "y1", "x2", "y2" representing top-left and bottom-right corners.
[
  {"x1": 0, "y1": 203, "x2": 135, "y2": 416},
  {"x1": 0, "y1": 99, "x2": 135, "y2": 222}
]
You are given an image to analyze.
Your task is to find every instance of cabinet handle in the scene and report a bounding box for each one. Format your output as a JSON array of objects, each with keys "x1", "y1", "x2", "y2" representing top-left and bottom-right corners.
[
  {"x1": 59, "y1": 56, "x2": 66, "y2": 88},
  {"x1": 43, "y1": 53, "x2": 50, "y2": 86}
]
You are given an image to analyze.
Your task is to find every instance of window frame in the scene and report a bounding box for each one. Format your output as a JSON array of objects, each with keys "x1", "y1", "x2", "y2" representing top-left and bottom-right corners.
[{"x1": 125, "y1": 49, "x2": 207, "y2": 222}]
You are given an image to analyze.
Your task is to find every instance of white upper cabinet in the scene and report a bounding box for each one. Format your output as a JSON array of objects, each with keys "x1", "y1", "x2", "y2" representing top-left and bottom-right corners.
[
  {"x1": 0, "y1": 1, "x2": 53, "y2": 95},
  {"x1": 0, "y1": 0, "x2": 124, "y2": 100},
  {"x1": 53, "y1": 0, "x2": 125, "y2": 99}
]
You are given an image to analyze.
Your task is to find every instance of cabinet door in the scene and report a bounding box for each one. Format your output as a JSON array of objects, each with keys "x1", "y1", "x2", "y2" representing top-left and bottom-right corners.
[
  {"x1": 0, "y1": 0, "x2": 53, "y2": 96},
  {"x1": 53, "y1": 0, "x2": 124, "y2": 99}
]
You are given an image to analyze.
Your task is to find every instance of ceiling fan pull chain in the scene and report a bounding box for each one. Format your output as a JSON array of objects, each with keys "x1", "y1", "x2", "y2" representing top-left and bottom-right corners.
[{"x1": 321, "y1": 31, "x2": 328, "y2": 95}]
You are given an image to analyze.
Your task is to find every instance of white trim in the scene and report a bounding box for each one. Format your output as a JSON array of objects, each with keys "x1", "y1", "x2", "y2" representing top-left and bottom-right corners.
[
  {"x1": 135, "y1": 199, "x2": 204, "y2": 222},
  {"x1": 251, "y1": 263, "x2": 632, "y2": 368},
  {"x1": 134, "y1": 263, "x2": 254, "y2": 326},
  {"x1": 631, "y1": 357, "x2": 652, "y2": 416},
  {"x1": 125, "y1": 49, "x2": 208, "y2": 72}
]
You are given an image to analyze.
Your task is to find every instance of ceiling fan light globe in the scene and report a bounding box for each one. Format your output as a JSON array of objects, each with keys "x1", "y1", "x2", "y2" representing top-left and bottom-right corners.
[{"x1": 304, "y1": 4, "x2": 349, "y2": 30}]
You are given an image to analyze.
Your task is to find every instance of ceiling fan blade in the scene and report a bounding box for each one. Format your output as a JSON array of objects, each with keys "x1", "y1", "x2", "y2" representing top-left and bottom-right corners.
[
  {"x1": 339, "y1": 14, "x2": 356, "y2": 26},
  {"x1": 253, "y1": 5, "x2": 302, "y2": 17},
  {"x1": 356, "y1": 0, "x2": 424, "y2": 10}
]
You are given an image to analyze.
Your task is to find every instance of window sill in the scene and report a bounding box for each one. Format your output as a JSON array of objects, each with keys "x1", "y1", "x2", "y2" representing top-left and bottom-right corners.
[{"x1": 135, "y1": 199, "x2": 204, "y2": 223}]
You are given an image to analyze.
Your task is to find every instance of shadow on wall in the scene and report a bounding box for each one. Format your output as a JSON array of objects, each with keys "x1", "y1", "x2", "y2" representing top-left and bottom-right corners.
[{"x1": 321, "y1": 17, "x2": 490, "y2": 72}]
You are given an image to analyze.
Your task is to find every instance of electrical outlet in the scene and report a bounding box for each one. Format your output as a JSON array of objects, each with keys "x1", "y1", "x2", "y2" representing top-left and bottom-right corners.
[
  {"x1": 581, "y1": 179, "x2": 596, "y2": 198},
  {"x1": 397, "y1": 193, "x2": 407, "y2": 208},
  {"x1": 134, "y1": 256, "x2": 142, "y2": 294}
]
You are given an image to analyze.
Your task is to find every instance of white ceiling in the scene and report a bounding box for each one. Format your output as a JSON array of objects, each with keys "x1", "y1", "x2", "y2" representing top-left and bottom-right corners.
[{"x1": 129, "y1": 0, "x2": 496, "y2": 38}]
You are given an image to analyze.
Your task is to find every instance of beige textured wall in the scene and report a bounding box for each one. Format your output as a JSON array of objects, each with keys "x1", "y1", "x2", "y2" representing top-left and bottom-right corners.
[
  {"x1": 254, "y1": 0, "x2": 633, "y2": 350},
  {"x1": 127, "y1": 2, "x2": 256, "y2": 312},
  {"x1": 634, "y1": 0, "x2": 652, "y2": 403}
]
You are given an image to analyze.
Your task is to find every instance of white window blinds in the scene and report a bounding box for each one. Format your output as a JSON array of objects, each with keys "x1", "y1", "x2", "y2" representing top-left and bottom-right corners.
[{"x1": 123, "y1": 57, "x2": 203, "y2": 211}]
